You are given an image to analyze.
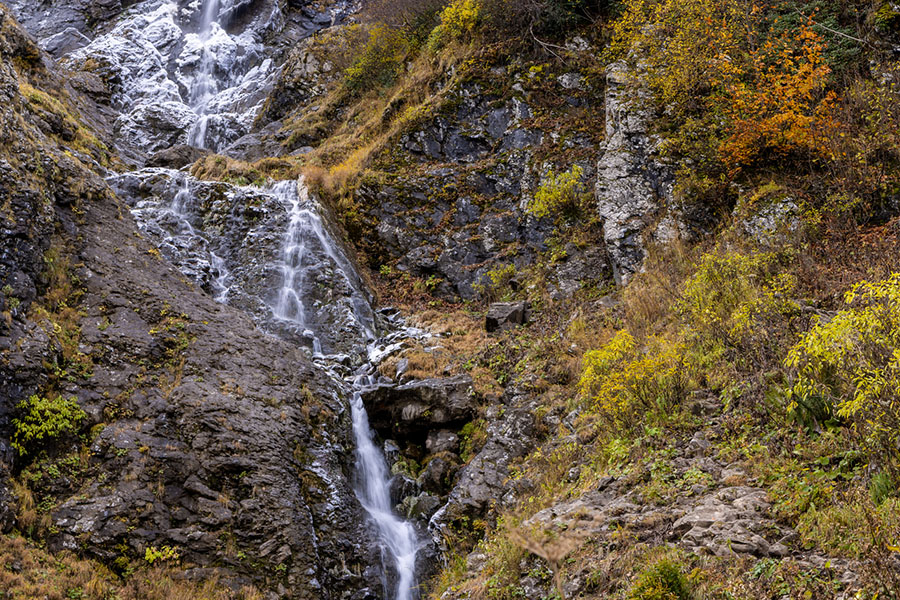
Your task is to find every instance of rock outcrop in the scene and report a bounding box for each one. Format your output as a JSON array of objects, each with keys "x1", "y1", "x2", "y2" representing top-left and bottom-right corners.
[
  {"x1": 110, "y1": 168, "x2": 377, "y2": 355},
  {"x1": 362, "y1": 375, "x2": 477, "y2": 439},
  {"x1": 595, "y1": 61, "x2": 677, "y2": 285},
  {"x1": 485, "y1": 301, "x2": 530, "y2": 333}
]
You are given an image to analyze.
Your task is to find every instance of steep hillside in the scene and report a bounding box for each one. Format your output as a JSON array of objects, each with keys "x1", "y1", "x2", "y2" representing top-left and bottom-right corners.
[{"x1": 2, "y1": 0, "x2": 900, "y2": 599}]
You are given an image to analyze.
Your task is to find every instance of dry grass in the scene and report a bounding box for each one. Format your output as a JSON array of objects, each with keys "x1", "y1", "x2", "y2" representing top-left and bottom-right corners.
[
  {"x1": 378, "y1": 309, "x2": 499, "y2": 393},
  {"x1": 282, "y1": 40, "x2": 472, "y2": 200},
  {"x1": 190, "y1": 154, "x2": 305, "y2": 185},
  {"x1": 0, "y1": 533, "x2": 262, "y2": 600}
]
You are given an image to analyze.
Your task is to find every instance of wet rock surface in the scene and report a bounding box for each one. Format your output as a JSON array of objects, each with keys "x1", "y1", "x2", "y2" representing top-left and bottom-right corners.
[
  {"x1": 4, "y1": 0, "x2": 356, "y2": 160},
  {"x1": 110, "y1": 168, "x2": 377, "y2": 355},
  {"x1": 362, "y1": 375, "x2": 477, "y2": 439},
  {"x1": 0, "y1": 8, "x2": 386, "y2": 596}
]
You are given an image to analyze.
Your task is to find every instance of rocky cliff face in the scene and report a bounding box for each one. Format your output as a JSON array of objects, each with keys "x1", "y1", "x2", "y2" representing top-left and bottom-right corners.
[
  {"x1": 5, "y1": 0, "x2": 355, "y2": 162},
  {"x1": 0, "y1": 5, "x2": 385, "y2": 597}
]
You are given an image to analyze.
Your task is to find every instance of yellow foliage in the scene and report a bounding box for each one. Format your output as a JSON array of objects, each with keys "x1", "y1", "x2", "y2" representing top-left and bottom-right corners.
[
  {"x1": 427, "y1": 0, "x2": 481, "y2": 50},
  {"x1": 610, "y1": 0, "x2": 838, "y2": 174},
  {"x1": 677, "y1": 250, "x2": 800, "y2": 363},
  {"x1": 528, "y1": 165, "x2": 586, "y2": 221},
  {"x1": 787, "y1": 274, "x2": 900, "y2": 470},
  {"x1": 579, "y1": 332, "x2": 687, "y2": 430},
  {"x1": 440, "y1": 0, "x2": 481, "y2": 37}
]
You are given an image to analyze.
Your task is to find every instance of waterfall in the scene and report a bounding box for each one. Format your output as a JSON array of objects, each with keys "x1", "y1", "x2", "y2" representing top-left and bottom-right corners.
[
  {"x1": 270, "y1": 179, "x2": 376, "y2": 350},
  {"x1": 271, "y1": 178, "x2": 419, "y2": 599},
  {"x1": 187, "y1": 0, "x2": 221, "y2": 149},
  {"x1": 111, "y1": 1, "x2": 419, "y2": 595},
  {"x1": 351, "y1": 380, "x2": 418, "y2": 600}
]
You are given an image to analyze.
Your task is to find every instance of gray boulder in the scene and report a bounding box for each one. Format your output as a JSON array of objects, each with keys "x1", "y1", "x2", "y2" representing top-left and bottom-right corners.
[
  {"x1": 361, "y1": 375, "x2": 476, "y2": 438},
  {"x1": 485, "y1": 301, "x2": 530, "y2": 332}
]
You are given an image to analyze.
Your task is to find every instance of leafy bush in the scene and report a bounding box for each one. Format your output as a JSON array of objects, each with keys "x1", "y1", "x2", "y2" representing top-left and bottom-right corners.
[
  {"x1": 787, "y1": 275, "x2": 900, "y2": 474},
  {"x1": 677, "y1": 250, "x2": 801, "y2": 367},
  {"x1": 627, "y1": 557, "x2": 692, "y2": 600},
  {"x1": 579, "y1": 331, "x2": 689, "y2": 430},
  {"x1": 343, "y1": 24, "x2": 411, "y2": 93},
  {"x1": 426, "y1": 0, "x2": 481, "y2": 50},
  {"x1": 144, "y1": 545, "x2": 180, "y2": 565},
  {"x1": 796, "y1": 496, "x2": 900, "y2": 559},
  {"x1": 610, "y1": 0, "x2": 838, "y2": 175},
  {"x1": 527, "y1": 165, "x2": 589, "y2": 221},
  {"x1": 12, "y1": 395, "x2": 86, "y2": 457},
  {"x1": 870, "y1": 471, "x2": 897, "y2": 506}
]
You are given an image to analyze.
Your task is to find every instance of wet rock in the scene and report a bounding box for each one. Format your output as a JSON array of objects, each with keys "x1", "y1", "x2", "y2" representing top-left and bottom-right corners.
[
  {"x1": 115, "y1": 102, "x2": 198, "y2": 156},
  {"x1": 417, "y1": 456, "x2": 454, "y2": 495},
  {"x1": 146, "y1": 144, "x2": 210, "y2": 169},
  {"x1": 401, "y1": 493, "x2": 442, "y2": 520},
  {"x1": 0, "y1": 13, "x2": 384, "y2": 594},
  {"x1": 362, "y1": 375, "x2": 476, "y2": 438},
  {"x1": 41, "y1": 27, "x2": 91, "y2": 57},
  {"x1": 426, "y1": 430, "x2": 459, "y2": 454},
  {"x1": 432, "y1": 391, "x2": 536, "y2": 531},
  {"x1": 110, "y1": 168, "x2": 376, "y2": 354}
]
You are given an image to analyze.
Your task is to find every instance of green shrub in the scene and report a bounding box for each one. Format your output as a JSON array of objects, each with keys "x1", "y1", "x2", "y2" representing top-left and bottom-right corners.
[
  {"x1": 426, "y1": 0, "x2": 481, "y2": 51},
  {"x1": 343, "y1": 24, "x2": 411, "y2": 93},
  {"x1": 628, "y1": 557, "x2": 692, "y2": 600},
  {"x1": 12, "y1": 395, "x2": 86, "y2": 457},
  {"x1": 579, "y1": 331, "x2": 689, "y2": 430},
  {"x1": 796, "y1": 497, "x2": 900, "y2": 559},
  {"x1": 787, "y1": 275, "x2": 900, "y2": 474},
  {"x1": 528, "y1": 165, "x2": 588, "y2": 221},
  {"x1": 677, "y1": 250, "x2": 801, "y2": 367},
  {"x1": 870, "y1": 471, "x2": 897, "y2": 506}
]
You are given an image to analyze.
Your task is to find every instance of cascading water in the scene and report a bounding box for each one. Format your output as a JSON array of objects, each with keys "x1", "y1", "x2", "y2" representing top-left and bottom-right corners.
[
  {"x1": 102, "y1": 1, "x2": 420, "y2": 595},
  {"x1": 270, "y1": 178, "x2": 420, "y2": 599},
  {"x1": 351, "y1": 378, "x2": 419, "y2": 600},
  {"x1": 187, "y1": 0, "x2": 221, "y2": 149}
]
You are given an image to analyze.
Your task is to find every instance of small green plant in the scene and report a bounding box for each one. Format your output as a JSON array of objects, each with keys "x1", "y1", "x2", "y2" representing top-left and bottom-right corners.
[
  {"x1": 627, "y1": 557, "x2": 692, "y2": 600},
  {"x1": 870, "y1": 471, "x2": 897, "y2": 506},
  {"x1": 144, "y1": 545, "x2": 180, "y2": 565},
  {"x1": 528, "y1": 165, "x2": 587, "y2": 221},
  {"x1": 12, "y1": 395, "x2": 86, "y2": 457},
  {"x1": 344, "y1": 24, "x2": 410, "y2": 93},
  {"x1": 473, "y1": 264, "x2": 516, "y2": 301}
]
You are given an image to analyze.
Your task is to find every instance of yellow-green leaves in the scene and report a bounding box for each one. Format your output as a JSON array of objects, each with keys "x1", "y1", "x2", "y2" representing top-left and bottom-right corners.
[
  {"x1": 528, "y1": 165, "x2": 587, "y2": 221},
  {"x1": 579, "y1": 331, "x2": 687, "y2": 430},
  {"x1": 12, "y1": 394, "x2": 86, "y2": 457},
  {"x1": 787, "y1": 274, "x2": 900, "y2": 471}
]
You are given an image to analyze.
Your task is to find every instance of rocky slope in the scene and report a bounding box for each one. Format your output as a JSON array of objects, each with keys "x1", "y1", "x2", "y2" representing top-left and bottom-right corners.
[
  {"x1": 3, "y1": 0, "x2": 900, "y2": 599},
  {"x1": 0, "y1": 5, "x2": 385, "y2": 597}
]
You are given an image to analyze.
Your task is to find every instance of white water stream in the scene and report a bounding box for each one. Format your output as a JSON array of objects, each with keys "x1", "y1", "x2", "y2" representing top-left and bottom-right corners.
[
  {"x1": 121, "y1": 2, "x2": 421, "y2": 595},
  {"x1": 270, "y1": 177, "x2": 419, "y2": 599},
  {"x1": 187, "y1": 0, "x2": 221, "y2": 148}
]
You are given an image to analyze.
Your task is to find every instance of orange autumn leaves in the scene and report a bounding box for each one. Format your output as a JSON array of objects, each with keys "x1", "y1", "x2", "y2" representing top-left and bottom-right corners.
[
  {"x1": 719, "y1": 20, "x2": 838, "y2": 175},
  {"x1": 612, "y1": 0, "x2": 838, "y2": 176}
]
